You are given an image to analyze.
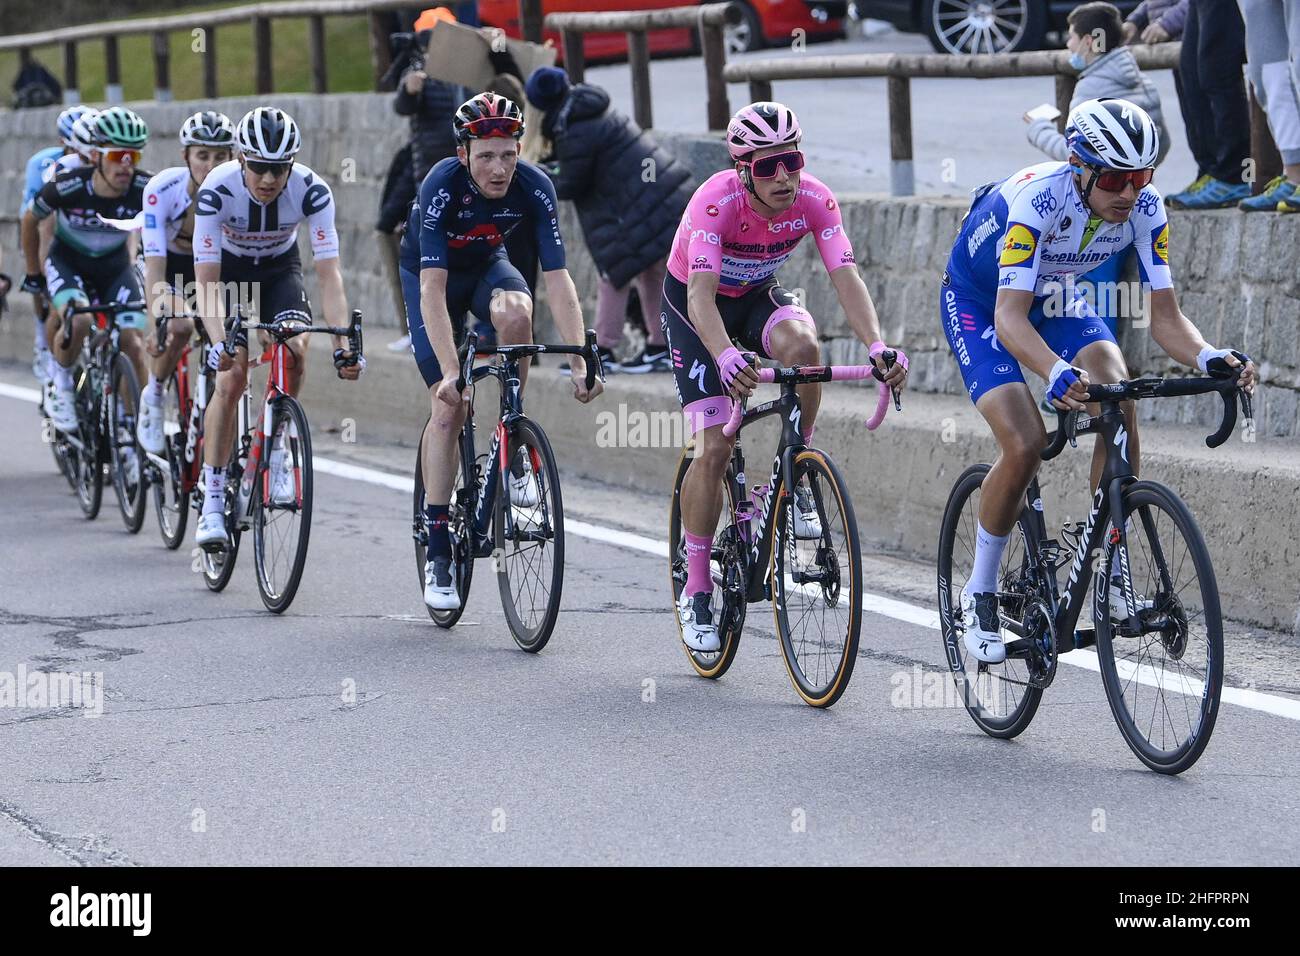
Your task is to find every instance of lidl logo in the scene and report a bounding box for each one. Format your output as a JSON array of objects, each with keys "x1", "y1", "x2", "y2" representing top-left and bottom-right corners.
[
  {"x1": 1000, "y1": 223, "x2": 1039, "y2": 268},
  {"x1": 1152, "y1": 223, "x2": 1169, "y2": 265}
]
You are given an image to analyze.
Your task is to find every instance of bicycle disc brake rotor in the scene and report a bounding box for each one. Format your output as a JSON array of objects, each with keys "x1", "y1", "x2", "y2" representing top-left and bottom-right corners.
[{"x1": 1022, "y1": 598, "x2": 1058, "y2": 689}]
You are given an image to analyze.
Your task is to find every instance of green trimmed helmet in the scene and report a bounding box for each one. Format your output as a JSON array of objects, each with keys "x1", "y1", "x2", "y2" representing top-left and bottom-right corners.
[{"x1": 94, "y1": 106, "x2": 149, "y2": 149}]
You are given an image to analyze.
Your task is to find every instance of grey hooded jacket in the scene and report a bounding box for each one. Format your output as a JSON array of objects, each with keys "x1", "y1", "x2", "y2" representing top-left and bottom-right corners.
[{"x1": 1026, "y1": 47, "x2": 1171, "y2": 165}]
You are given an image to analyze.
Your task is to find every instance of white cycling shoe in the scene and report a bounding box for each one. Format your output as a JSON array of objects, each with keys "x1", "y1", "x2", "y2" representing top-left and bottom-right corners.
[
  {"x1": 509, "y1": 455, "x2": 540, "y2": 508},
  {"x1": 136, "y1": 399, "x2": 165, "y2": 455},
  {"x1": 270, "y1": 457, "x2": 297, "y2": 505},
  {"x1": 793, "y1": 481, "x2": 823, "y2": 539},
  {"x1": 45, "y1": 383, "x2": 78, "y2": 434},
  {"x1": 1107, "y1": 579, "x2": 1154, "y2": 620},
  {"x1": 677, "y1": 591, "x2": 721, "y2": 652},
  {"x1": 424, "y1": 557, "x2": 460, "y2": 611},
  {"x1": 195, "y1": 512, "x2": 229, "y2": 552},
  {"x1": 961, "y1": 588, "x2": 1007, "y2": 664}
]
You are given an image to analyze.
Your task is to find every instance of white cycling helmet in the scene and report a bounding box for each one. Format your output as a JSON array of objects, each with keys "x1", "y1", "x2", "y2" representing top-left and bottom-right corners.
[
  {"x1": 68, "y1": 109, "x2": 104, "y2": 154},
  {"x1": 1066, "y1": 98, "x2": 1159, "y2": 170},
  {"x1": 235, "y1": 106, "x2": 301, "y2": 161},
  {"x1": 181, "y1": 109, "x2": 236, "y2": 148},
  {"x1": 57, "y1": 105, "x2": 95, "y2": 149}
]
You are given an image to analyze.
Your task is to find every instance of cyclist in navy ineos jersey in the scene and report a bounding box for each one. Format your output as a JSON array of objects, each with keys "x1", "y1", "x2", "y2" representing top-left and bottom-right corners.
[{"x1": 399, "y1": 92, "x2": 601, "y2": 612}]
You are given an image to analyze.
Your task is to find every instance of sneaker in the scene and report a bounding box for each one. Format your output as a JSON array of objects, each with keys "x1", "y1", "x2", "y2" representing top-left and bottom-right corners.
[
  {"x1": 677, "y1": 591, "x2": 721, "y2": 652},
  {"x1": 562, "y1": 345, "x2": 616, "y2": 376},
  {"x1": 1238, "y1": 175, "x2": 1299, "y2": 212},
  {"x1": 1164, "y1": 174, "x2": 1210, "y2": 207},
  {"x1": 136, "y1": 398, "x2": 165, "y2": 455},
  {"x1": 386, "y1": 332, "x2": 412, "y2": 353},
  {"x1": 424, "y1": 556, "x2": 460, "y2": 610},
  {"x1": 508, "y1": 451, "x2": 540, "y2": 508},
  {"x1": 1168, "y1": 178, "x2": 1250, "y2": 210},
  {"x1": 45, "y1": 383, "x2": 78, "y2": 434},
  {"x1": 618, "y1": 346, "x2": 670, "y2": 374},
  {"x1": 792, "y1": 480, "x2": 823, "y2": 539},
  {"x1": 1277, "y1": 190, "x2": 1300, "y2": 214},
  {"x1": 270, "y1": 454, "x2": 297, "y2": 505},
  {"x1": 32, "y1": 346, "x2": 52, "y2": 385},
  {"x1": 961, "y1": 588, "x2": 1006, "y2": 664},
  {"x1": 195, "y1": 511, "x2": 229, "y2": 552}
]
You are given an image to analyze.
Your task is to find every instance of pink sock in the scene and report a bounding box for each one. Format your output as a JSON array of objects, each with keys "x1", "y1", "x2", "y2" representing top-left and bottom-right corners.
[{"x1": 684, "y1": 531, "x2": 713, "y2": 596}]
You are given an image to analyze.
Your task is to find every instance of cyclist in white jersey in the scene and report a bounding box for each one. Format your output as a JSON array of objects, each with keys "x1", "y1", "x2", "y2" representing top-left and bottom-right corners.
[
  {"x1": 134, "y1": 110, "x2": 235, "y2": 455},
  {"x1": 191, "y1": 106, "x2": 362, "y2": 551}
]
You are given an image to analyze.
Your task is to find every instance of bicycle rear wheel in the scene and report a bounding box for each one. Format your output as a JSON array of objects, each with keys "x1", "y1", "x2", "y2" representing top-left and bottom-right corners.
[
  {"x1": 253, "y1": 396, "x2": 313, "y2": 613},
  {"x1": 109, "y1": 353, "x2": 147, "y2": 533},
  {"x1": 413, "y1": 422, "x2": 475, "y2": 627},
  {"x1": 1095, "y1": 480, "x2": 1223, "y2": 774},
  {"x1": 74, "y1": 375, "x2": 103, "y2": 520},
  {"x1": 668, "y1": 442, "x2": 747, "y2": 680},
  {"x1": 494, "y1": 417, "x2": 564, "y2": 652},
  {"x1": 936, "y1": 464, "x2": 1043, "y2": 738},
  {"x1": 152, "y1": 369, "x2": 189, "y2": 549},
  {"x1": 770, "y1": 448, "x2": 862, "y2": 708}
]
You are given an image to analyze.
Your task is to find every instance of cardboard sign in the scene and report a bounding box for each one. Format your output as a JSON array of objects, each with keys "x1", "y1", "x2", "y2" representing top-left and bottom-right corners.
[{"x1": 421, "y1": 19, "x2": 557, "y2": 91}]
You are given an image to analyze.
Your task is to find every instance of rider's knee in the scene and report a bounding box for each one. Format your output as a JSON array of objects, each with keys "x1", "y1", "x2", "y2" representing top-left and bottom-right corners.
[
  {"x1": 692, "y1": 429, "x2": 734, "y2": 472},
  {"x1": 491, "y1": 293, "x2": 532, "y2": 340},
  {"x1": 215, "y1": 363, "x2": 247, "y2": 398},
  {"x1": 1001, "y1": 430, "x2": 1046, "y2": 473}
]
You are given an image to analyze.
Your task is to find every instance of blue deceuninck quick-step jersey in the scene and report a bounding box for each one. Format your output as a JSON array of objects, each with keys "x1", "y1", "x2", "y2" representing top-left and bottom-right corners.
[
  {"x1": 22, "y1": 146, "x2": 63, "y2": 213},
  {"x1": 399, "y1": 156, "x2": 566, "y2": 274},
  {"x1": 945, "y1": 161, "x2": 1173, "y2": 309}
]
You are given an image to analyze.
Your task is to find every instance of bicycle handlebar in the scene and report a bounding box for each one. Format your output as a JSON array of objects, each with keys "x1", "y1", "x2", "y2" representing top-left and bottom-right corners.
[
  {"x1": 1042, "y1": 372, "x2": 1253, "y2": 461},
  {"x1": 60, "y1": 299, "x2": 147, "y2": 348},
  {"x1": 454, "y1": 328, "x2": 603, "y2": 394},
  {"x1": 721, "y1": 350, "x2": 906, "y2": 439}
]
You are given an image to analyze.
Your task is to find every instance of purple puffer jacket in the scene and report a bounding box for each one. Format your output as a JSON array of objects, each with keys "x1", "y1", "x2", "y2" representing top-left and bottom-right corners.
[{"x1": 1127, "y1": 0, "x2": 1189, "y2": 38}]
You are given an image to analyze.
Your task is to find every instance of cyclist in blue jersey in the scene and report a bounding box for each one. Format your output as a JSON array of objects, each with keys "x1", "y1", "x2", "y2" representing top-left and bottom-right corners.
[
  {"x1": 942, "y1": 98, "x2": 1258, "y2": 664},
  {"x1": 19, "y1": 105, "x2": 96, "y2": 387},
  {"x1": 399, "y1": 92, "x2": 601, "y2": 611}
]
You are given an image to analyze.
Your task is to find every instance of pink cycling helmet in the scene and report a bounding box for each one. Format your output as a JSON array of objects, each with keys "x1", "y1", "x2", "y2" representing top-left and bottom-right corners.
[{"x1": 726, "y1": 102, "x2": 801, "y2": 161}]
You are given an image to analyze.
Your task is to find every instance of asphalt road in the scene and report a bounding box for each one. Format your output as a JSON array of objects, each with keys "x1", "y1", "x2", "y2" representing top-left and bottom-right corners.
[
  {"x1": 592, "y1": 27, "x2": 1198, "y2": 198},
  {"x1": 1, "y1": 367, "x2": 1296, "y2": 866}
]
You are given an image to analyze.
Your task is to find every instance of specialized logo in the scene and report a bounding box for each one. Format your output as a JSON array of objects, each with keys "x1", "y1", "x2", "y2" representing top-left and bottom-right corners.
[
  {"x1": 1152, "y1": 223, "x2": 1169, "y2": 265},
  {"x1": 705, "y1": 203, "x2": 719, "y2": 217},
  {"x1": 688, "y1": 359, "x2": 707, "y2": 393},
  {"x1": 981, "y1": 326, "x2": 1003, "y2": 352},
  {"x1": 999, "y1": 223, "x2": 1039, "y2": 267}
]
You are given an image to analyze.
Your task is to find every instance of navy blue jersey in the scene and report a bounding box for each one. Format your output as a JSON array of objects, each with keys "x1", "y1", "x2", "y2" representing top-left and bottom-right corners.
[{"x1": 399, "y1": 156, "x2": 565, "y2": 275}]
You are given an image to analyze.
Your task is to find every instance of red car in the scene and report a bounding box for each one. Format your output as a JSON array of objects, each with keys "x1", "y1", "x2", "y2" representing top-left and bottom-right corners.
[{"x1": 478, "y1": 0, "x2": 844, "y2": 60}]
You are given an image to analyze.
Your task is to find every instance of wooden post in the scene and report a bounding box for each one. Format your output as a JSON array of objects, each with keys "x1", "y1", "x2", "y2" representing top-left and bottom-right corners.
[
  {"x1": 520, "y1": 0, "x2": 544, "y2": 44},
  {"x1": 153, "y1": 30, "x2": 172, "y2": 102},
  {"x1": 700, "y1": 20, "x2": 729, "y2": 131},
  {"x1": 561, "y1": 29, "x2": 585, "y2": 84},
  {"x1": 627, "y1": 31, "x2": 652, "y2": 129},
  {"x1": 1054, "y1": 72, "x2": 1076, "y2": 134},
  {"x1": 253, "y1": 15, "x2": 272, "y2": 94},
  {"x1": 309, "y1": 15, "x2": 327, "y2": 94},
  {"x1": 887, "y1": 75, "x2": 914, "y2": 196},
  {"x1": 749, "y1": 79, "x2": 772, "y2": 104},
  {"x1": 203, "y1": 23, "x2": 218, "y2": 98},
  {"x1": 1249, "y1": 86, "x2": 1282, "y2": 193},
  {"x1": 105, "y1": 35, "x2": 123, "y2": 104},
  {"x1": 63, "y1": 42, "x2": 79, "y2": 104},
  {"x1": 369, "y1": 11, "x2": 394, "y2": 91}
]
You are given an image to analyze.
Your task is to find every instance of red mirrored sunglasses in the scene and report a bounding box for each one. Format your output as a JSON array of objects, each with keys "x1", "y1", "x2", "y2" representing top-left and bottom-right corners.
[
  {"x1": 1090, "y1": 166, "x2": 1154, "y2": 193},
  {"x1": 466, "y1": 117, "x2": 523, "y2": 139},
  {"x1": 101, "y1": 148, "x2": 142, "y2": 166},
  {"x1": 744, "y1": 149, "x2": 805, "y2": 179}
]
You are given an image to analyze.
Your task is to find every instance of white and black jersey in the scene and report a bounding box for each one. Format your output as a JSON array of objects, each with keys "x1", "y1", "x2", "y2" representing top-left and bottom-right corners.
[
  {"x1": 141, "y1": 166, "x2": 195, "y2": 258},
  {"x1": 192, "y1": 160, "x2": 339, "y2": 265}
]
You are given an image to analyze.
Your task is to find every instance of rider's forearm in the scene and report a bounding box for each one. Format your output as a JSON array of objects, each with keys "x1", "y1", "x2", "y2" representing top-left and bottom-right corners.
[
  {"x1": 1149, "y1": 290, "x2": 1210, "y2": 369},
  {"x1": 37, "y1": 215, "x2": 54, "y2": 263},
  {"x1": 686, "y1": 287, "x2": 736, "y2": 360},
  {"x1": 195, "y1": 263, "x2": 225, "y2": 344},
  {"x1": 419, "y1": 271, "x2": 460, "y2": 379},
  {"x1": 144, "y1": 257, "x2": 168, "y2": 318},
  {"x1": 993, "y1": 296, "x2": 1060, "y2": 381},
  {"x1": 21, "y1": 212, "x2": 42, "y2": 276},
  {"x1": 541, "y1": 269, "x2": 584, "y2": 346},
  {"x1": 830, "y1": 266, "x2": 884, "y2": 346},
  {"x1": 315, "y1": 261, "x2": 350, "y2": 350}
]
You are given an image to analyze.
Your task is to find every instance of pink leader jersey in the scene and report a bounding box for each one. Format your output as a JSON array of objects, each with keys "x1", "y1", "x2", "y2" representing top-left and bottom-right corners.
[{"x1": 666, "y1": 169, "x2": 856, "y2": 296}]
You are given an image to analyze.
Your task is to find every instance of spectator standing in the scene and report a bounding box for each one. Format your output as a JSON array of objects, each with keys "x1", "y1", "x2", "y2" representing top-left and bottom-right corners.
[
  {"x1": 525, "y1": 67, "x2": 694, "y2": 373},
  {"x1": 1164, "y1": 0, "x2": 1252, "y2": 208},
  {"x1": 1237, "y1": 0, "x2": 1300, "y2": 211},
  {"x1": 1122, "y1": 0, "x2": 1188, "y2": 45}
]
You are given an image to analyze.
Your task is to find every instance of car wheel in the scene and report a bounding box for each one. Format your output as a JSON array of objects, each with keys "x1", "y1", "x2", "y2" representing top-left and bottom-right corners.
[
  {"x1": 922, "y1": 0, "x2": 1047, "y2": 55},
  {"x1": 725, "y1": 1, "x2": 765, "y2": 54}
]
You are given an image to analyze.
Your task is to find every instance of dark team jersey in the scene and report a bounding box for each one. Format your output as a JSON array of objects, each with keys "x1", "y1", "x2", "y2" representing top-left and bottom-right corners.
[
  {"x1": 399, "y1": 156, "x2": 565, "y2": 274},
  {"x1": 31, "y1": 165, "x2": 153, "y2": 258}
]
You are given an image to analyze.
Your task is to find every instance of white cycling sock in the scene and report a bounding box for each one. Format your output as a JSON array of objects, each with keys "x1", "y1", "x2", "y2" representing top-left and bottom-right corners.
[
  {"x1": 144, "y1": 374, "x2": 164, "y2": 405},
  {"x1": 968, "y1": 522, "x2": 1011, "y2": 596},
  {"x1": 202, "y1": 465, "x2": 225, "y2": 516},
  {"x1": 52, "y1": 364, "x2": 73, "y2": 391},
  {"x1": 33, "y1": 317, "x2": 48, "y2": 350}
]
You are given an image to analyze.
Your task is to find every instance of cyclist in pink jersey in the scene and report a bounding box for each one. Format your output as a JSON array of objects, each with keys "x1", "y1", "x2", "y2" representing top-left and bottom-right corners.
[{"x1": 665, "y1": 102, "x2": 909, "y2": 652}]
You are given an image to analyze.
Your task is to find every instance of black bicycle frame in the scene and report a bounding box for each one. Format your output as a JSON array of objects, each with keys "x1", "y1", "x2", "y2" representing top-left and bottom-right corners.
[
  {"x1": 726, "y1": 383, "x2": 807, "y2": 604},
  {"x1": 458, "y1": 357, "x2": 522, "y2": 559}
]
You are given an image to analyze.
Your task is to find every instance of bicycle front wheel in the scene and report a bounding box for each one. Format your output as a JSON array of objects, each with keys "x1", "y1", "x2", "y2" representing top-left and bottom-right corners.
[
  {"x1": 110, "y1": 353, "x2": 147, "y2": 533},
  {"x1": 494, "y1": 417, "x2": 564, "y2": 652},
  {"x1": 252, "y1": 396, "x2": 313, "y2": 613},
  {"x1": 1095, "y1": 480, "x2": 1223, "y2": 774},
  {"x1": 152, "y1": 369, "x2": 189, "y2": 549},
  {"x1": 769, "y1": 448, "x2": 862, "y2": 708}
]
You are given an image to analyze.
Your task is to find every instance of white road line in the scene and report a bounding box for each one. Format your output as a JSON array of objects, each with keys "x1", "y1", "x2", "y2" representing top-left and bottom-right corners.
[{"x1": 4, "y1": 375, "x2": 1298, "y2": 724}]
